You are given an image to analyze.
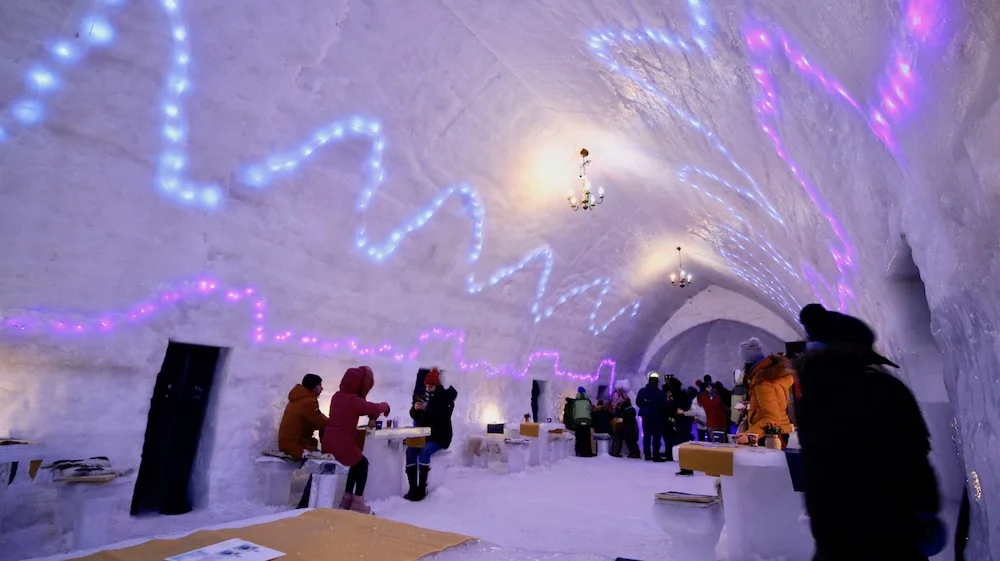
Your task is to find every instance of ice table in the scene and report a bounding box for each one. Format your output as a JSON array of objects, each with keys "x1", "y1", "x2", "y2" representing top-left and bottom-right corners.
[
  {"x1": 363, "y1": 426, "x2": 431, "y2": 501},
  {"x1": 674, "y1": 442, "x2": 814, "y2": 561}
]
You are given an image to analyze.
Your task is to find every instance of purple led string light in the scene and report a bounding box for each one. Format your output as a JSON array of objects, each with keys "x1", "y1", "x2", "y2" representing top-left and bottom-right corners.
[
  {"x1": 593, "y1": 0, "x2": 944, "y2": 314},
  {"x1": 0, "y1": 0, "x2": 640, "y2": 337},
  {"x1": 742, "y1": 0, "x2": 943, "y2": 310},
  {"x1": 590, "y1": 29, "x2": 811, "y2": 315},
  {"x1": 0, "y1": 278, "x2": 613, "y2": 383}
]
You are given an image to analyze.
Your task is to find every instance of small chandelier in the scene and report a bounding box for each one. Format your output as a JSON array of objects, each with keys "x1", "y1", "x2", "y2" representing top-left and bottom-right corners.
[
  {"x1": 567, "y1": 148, "x2": 604, "y2": 211},
  {"x1": 670, "y1": 246, "x2": 693, "y2": 287}
]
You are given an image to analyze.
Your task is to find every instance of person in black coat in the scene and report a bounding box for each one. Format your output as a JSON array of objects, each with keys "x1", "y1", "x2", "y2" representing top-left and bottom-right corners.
[
  {"x1": 660, "y1": 380, "x2": 678, "y2": 460},
  {"x1": 404, "y1": 368, "x2": 457, "y2": 501},
  {"x1": 636, "y1": 372, "x2": 669, "y2": 462},
  {"x1": 795, "y1": 309, "x2": 944, "y2": 560},
  {"x1": 612, "y1": 394, "x2": 640, "y2": 458},
  {"x1": 592, "y1": 400, "x2": 614, "y2": 435},
  {"x1": 669, "y1": 377, "x2": 695, "y2": 475}
]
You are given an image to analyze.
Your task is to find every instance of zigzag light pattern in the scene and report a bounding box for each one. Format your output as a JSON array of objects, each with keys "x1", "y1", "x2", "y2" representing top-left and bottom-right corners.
[
  {"x1": 0, "y1": 279, "x2": 614, "y2": 384},
  {"x1": 0, "y1": 0, "x2": 639, "y2": 339}
]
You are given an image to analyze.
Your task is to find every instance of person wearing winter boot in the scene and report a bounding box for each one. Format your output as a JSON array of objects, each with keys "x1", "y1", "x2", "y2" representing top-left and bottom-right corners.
[
  {"x1": 636, "y1": 372, "x2": 668, "y2": 462},
  {"x1": 321, "y1": 366, "x2": 390, "y2": 514},
  {"x1": 795, "y1": 310, "x2": 943, "y2": 560},
  {"x1": 277, "y1": 373, "x2": 329, "y2": 508},
  {"x1": 404, "y1": 368, "x2": 457, "y2": 501}
]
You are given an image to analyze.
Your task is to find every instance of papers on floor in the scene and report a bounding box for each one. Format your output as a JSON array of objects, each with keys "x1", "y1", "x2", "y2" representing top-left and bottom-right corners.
[{"x1": 165, "y1": 539, "x2": 284, "y2": 561}]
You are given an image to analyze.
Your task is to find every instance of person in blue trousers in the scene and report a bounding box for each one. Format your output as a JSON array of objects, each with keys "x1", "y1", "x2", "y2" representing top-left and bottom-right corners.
[{"x1": 404, "y1": 368, "x2": 458, "y2": 501}]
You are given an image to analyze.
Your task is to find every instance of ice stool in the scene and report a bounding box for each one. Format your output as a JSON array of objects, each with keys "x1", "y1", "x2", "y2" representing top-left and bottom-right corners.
[
  {"x1": 55, "y1": 477, "x2": 132, "y2": 551},
  {"x1": 426, "y1": 449, "x2": 452, "y2": 494},
  {"x1": 651, "y1": 485, "x2": 724, "y2": 561},
  {"x1": 558, "y1": 434, "x2": 574, "y2": 460},
  {"x1": 503, "y1": 438, "x2": 530, "y2": 474},
  {"x1": 594, "y1": 433, "x2": 612, "y2": 457},
  {"x1": 461, "y1": 436, "x2": 490, "y2": 469},
  {"x1": 303, "y1": 458, "x2": 347, "y2": 508},
  {"x1": 254, "y1": 456, "x2": 298, "y2": 506},
  {"x1": 525, "y1": 434, "x2": 547, "y2": 467}
]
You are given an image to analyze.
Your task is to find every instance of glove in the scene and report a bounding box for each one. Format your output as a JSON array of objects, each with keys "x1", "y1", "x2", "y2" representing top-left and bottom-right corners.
[{"x1": 917, "y1": 512, "x2": 946, "y2": 556}]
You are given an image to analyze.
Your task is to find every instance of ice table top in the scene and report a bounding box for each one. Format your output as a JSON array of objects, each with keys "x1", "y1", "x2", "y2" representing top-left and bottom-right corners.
[
  {"x1": 367, "y1": 427, "x2": 431, "y2": 439},
  {"x1": 0, "y1": 442, "x2": 47, "y2": 463}
]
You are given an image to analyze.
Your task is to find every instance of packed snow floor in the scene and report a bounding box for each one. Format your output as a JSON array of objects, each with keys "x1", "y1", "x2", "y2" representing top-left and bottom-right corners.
[{"x1": 4, "y1": 456, "x2": 719, "y2": 561}]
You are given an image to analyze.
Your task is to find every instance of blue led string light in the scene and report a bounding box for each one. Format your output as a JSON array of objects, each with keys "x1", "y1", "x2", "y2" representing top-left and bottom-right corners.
[
  {"x1": 0, "y1": 0, "x2": 639, "y2": 337},
  {"x1": 0, "y1": 0, "x2": 122, "y2": 138}
]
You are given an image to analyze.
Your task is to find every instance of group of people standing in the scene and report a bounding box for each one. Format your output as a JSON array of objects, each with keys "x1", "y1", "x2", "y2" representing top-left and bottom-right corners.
[{"x1": 276, "y1": 366, "x2": 457, "y2": 514}]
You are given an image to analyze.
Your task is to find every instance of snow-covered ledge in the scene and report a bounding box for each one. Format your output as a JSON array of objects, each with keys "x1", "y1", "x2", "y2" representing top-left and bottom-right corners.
[{"x1": 638, "y1": 285, "x2": 801, "y2": 375}]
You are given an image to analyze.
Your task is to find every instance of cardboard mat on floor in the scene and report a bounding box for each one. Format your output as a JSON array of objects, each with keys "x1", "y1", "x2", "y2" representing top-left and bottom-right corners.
[{"x1": 69, "y1": 509, "x2": 474, "y2": 561}]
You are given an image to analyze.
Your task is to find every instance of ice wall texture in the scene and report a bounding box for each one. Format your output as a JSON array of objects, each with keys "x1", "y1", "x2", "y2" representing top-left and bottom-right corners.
[{"x1": 0, "y1": 0, "x2": 999, "y2": 556}]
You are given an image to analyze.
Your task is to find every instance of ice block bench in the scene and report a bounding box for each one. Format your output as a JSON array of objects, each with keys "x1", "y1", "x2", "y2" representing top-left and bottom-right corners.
[{"x1": 255, "y1": 451, "x2": 347, "y2": 507}]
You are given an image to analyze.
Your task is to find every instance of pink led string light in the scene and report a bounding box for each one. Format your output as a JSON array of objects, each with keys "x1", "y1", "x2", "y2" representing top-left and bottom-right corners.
[
  {"x1": 0, "y1": 278, "x2": 612, "y2": 383},
  {"x1": 743, "y1": 0, "x2": 943, "y2": 309}
]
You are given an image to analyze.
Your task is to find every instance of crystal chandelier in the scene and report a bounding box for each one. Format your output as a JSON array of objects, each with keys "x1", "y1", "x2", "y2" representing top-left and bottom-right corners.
[
  {"x1": 567, "y1": 148, "x2": 604, "y2": 211},
  {"x1": 670, "y1": 246, "x2": 693, "y2": 287}
]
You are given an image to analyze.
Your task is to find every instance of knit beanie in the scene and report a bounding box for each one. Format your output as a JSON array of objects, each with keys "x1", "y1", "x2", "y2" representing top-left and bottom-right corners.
[
  {"x1": 424, "y1": 368, "x2": 441, "y2": 387},
  {"x1": 740, "y1": 337, "x2": 765, "y2": 365},
  {"x1": 577, "y1": 386, "x2": 586, "y2": 394}
]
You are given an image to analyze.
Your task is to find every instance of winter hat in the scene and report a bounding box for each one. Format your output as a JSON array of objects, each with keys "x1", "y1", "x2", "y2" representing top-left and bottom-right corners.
[
  {"x1": 424, "y1": 368, "x2": 441, "y2": 387},
  {"x1": 577, "y1": 386, "x2": 586, "y2": 394},
  {"x1": 799, "y1": 303, "x2": 828, "y2": 341},
  {"x1": 819, "y1": 312, "x2": 899, "y2": 368},
  {"x1": 740, "y1": 337, "x2": 765, "y2": 365},
  {"x1": 647, "y1": 371, "x2": 660, "y2": 381}
]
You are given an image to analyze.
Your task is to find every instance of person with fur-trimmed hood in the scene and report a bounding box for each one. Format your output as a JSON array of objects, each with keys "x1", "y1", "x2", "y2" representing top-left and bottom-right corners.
[
  {"x1": 795, "y1": 307, "x2": 944, "y2": 560},
  {"x1": 734, "y1": 352, "x2": 796, "y2": 444}
]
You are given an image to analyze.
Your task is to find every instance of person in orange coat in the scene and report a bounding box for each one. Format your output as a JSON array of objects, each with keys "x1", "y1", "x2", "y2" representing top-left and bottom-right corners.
[
  {"x1": 278, "y1": 373, "x2": 329, "y2": 509},
  {"x1": 735, "y1": 354, "x2": 795, "y2": 444},
  {"x1": 278, "y1": 373, "x2": 329, "y2": 460}
]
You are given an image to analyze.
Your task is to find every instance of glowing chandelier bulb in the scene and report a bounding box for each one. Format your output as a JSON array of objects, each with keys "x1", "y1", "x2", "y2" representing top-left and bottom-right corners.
[
  {"x1": 568, "y1": 148, "x2": 604, "y2": 211},
  {"x1": 671, "y1": 247, "x2": 694, "y2": 288}
]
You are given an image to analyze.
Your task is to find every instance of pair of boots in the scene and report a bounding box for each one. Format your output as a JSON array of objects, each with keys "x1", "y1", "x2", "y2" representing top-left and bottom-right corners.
[
  {"x1": 338, "y1": 493, "x2": 372, "y2": 514},
  {"x1": 404, "y1": 464, "x2": 430, "y2": 502}
]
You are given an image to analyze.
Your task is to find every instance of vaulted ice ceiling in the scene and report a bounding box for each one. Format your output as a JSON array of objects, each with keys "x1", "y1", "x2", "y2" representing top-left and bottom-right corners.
[{"x1": 1, "y1": 0, "x2": 999, "y2": 553}]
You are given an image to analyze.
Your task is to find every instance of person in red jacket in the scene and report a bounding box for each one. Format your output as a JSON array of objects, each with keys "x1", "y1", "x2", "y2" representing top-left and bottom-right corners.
[
  {"x1": 321, "y1": 366, "x2": 390, "y2": 514},
  {"x1": 697, "y1": 381, "x2": 728, "y2": 438}
]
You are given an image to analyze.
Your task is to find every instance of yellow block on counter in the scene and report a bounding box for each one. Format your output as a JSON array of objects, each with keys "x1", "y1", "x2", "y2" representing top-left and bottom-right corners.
[
  {"x1": 519, "y1": 423, "x2": 540, "y2": 438},
  {"x1": 404, "y1": 437, "x2": 427, "y2": 448},
  {"x1": 677, "y1": 442, "x2": 738, "y2": 477}
]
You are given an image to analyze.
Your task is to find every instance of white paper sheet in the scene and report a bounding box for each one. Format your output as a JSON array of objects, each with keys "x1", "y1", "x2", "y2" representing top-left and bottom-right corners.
[{"x1": 165, "y1": 539, "x2": 284, "y2": 561}]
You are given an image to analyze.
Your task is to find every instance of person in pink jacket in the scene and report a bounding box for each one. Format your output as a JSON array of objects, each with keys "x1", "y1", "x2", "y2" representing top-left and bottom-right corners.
[{"x1": 321, "y1": 366, "x2": 390, "y2": 514}]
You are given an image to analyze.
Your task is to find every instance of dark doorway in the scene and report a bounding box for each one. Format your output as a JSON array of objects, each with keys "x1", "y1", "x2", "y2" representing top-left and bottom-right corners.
[
  {"x1": 531, "y1": 380, "x2": 546, "y2": 422},
  {"x1": 597, "y1": 385, "x2": 609, "y2": 402},
  {"x1": 130, "y1": 342, "x2": 224, "y2": 516}
]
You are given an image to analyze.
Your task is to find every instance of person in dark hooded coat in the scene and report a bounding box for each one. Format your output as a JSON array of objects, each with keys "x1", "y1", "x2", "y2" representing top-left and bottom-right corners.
[{"x1": 795, "y1": 309, "x2": 944, "y2": 560}]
